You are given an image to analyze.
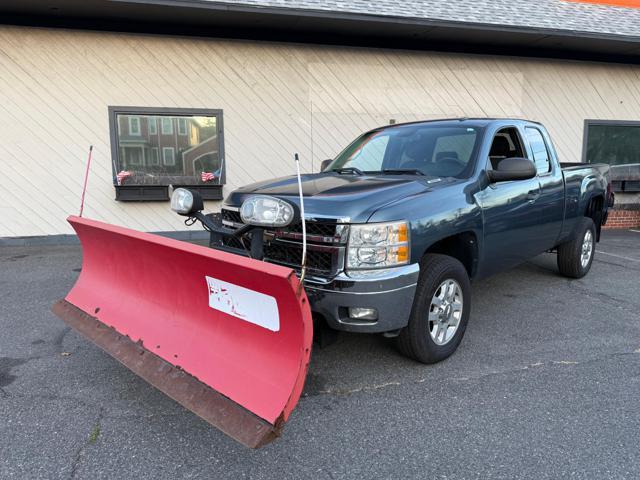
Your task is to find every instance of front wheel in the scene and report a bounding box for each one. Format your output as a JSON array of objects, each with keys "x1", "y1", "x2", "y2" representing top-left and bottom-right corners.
[
  {"x1": 557, "y1": 217, "x2": 596, "y2": 279},
  {"x1": 396, "y1": 254, "x2": 471, "y2": 364}
]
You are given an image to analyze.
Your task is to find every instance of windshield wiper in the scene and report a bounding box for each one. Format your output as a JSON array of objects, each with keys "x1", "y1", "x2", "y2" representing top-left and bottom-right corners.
[
  {"x1": 381, "y1": 169, "x2": 425, "y2": 176},
  {"x1": 330, "y1": 167, "x2": 364, "y2": 175}
]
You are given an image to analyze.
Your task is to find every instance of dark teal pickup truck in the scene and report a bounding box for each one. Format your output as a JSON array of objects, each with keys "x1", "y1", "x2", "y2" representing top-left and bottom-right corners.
[{"x1": 172, "y1": 118, "x2": 614, "y2": 363}]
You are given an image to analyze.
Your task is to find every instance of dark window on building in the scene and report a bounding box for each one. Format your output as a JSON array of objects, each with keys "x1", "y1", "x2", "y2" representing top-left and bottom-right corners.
[
  {"x1": 109, "y1": 107, "x2": 225, "y2": 201},
  {"x1": 584, "y1": 121, "x2": 640, "y2": 166},
  {"x1": 584, "y1": 120, "x2": 640, "y2": 192},
  {"x1": 525, "y1": 127, "x2": 551, "y2": 174}
]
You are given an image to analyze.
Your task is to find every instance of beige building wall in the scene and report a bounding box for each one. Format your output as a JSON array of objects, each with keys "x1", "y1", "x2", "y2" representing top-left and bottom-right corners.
[{"x1": 1, "y1": 25, "x2": 639, "y2": 237}]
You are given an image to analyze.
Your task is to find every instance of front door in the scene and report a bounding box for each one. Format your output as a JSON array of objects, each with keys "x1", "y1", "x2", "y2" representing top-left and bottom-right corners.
[{"x1": 474, "y1": 127, "x2": 543, "y2": 277}]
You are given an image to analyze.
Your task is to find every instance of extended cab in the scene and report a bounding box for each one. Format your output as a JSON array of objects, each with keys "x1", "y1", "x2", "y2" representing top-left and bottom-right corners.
[{"x1": 172, "y1": 118, "x2": 614, "y2": 363}]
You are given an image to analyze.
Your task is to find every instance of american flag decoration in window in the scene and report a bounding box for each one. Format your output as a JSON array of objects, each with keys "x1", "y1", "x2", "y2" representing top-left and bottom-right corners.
[
  {"x1": 116, "y1": 170, "x2": 133, "y2": 185},
  {"x1": 201, "y1": 171, "x2": 216, "y2": 182},
  {"x1": 201, "y1": 158, "x2": 224, "y2": 183}
]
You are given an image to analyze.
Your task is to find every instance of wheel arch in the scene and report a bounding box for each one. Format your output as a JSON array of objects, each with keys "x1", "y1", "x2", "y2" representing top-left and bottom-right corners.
[
  {"x1": 421, "y1": 231, "x2": 479, "y2": 279},
  {"x1": 584, "y1": 194, "x2": 604, "y2": 241}
]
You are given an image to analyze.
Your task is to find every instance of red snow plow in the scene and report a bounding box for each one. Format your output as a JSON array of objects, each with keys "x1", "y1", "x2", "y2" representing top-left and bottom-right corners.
[{"x1": 52, "y1": 215, "x2": 312, "y2": 448}]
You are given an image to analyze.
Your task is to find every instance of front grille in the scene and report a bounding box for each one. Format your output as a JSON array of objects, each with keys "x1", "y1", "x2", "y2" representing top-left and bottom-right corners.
[
  {"x1": 287, "y1": 222, "x2": 338, "y2": 238},
  {"x1": 264, "y1": 243, "x2": 334, "y2": 273},
  {"x1": 221, "y1": 209, "x2": 242, "y2": 224},
  {"x1": 220, "y1": 207, "x2": 344, "y2": 275}
]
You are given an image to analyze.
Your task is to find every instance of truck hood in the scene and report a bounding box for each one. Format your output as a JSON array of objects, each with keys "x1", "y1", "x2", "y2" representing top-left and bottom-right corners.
[{"x1": 224, "y1": 173, "x2": 443, "y2": 223}]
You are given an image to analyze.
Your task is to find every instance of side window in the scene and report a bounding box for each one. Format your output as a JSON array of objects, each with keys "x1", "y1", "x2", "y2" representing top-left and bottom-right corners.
[
  {"x1": 488, "y1": 127, "x2": 525, "y2": 170},
  {"x1": 526, "y1": 127, "x2": 551, "y2": 174}
]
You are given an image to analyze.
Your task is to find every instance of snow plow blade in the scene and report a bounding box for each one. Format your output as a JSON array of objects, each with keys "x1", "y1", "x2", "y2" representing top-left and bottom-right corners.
[{"x1": 52, "y1": 216, "x2": 312, "y2": 448}]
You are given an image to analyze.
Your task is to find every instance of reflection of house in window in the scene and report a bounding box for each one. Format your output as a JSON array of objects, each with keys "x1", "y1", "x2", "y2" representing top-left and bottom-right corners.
[
  {"x1": 162, "y1": 147, "x2": 175, "y2": 166},
  {"x1": 110, "y1": 108, "x2": 224, "y2": 196},
  {"x1": 178, "y1": 118, "x2": 188, "y2": 136},
  {"x1": 189, "y1": 121, "x2": 200, "y2": 145},
  {"x1": 161, "y1": 117, "x2": 173, "y2": 135},
  {"x1": 182, "y1": 135, "x2": 219, "y2": 175},
  {"x1": 129, "y1": 117, "x2": 141, "y2": 136},
  {"x1": 148, "y1": 117, "x2": 157, "y2": 135}
]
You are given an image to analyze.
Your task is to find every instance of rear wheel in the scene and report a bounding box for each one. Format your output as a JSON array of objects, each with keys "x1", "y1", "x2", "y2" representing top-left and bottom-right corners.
[
  {"x1": 396, "y1": 254, "x2": 471, "y2": 364},
  {"x1": 557, "y1": 217, "x2": 596, "y2": 279}
]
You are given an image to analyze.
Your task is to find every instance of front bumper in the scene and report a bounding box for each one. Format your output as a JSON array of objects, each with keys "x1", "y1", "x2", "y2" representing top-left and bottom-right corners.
[{"x1": 304, "y1": 264, "x2": 420, "y2": 333}]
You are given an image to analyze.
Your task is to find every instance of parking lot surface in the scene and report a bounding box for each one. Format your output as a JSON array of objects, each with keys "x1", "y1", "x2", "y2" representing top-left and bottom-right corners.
[{"x1": 1, "y1": 230, "x2": 639, "y2": 479}]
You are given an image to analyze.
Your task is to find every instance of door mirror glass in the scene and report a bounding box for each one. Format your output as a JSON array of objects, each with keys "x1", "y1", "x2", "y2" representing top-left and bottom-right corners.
[
  {"x1": 320, "y1": 159, "x2": 333, "y2": 172},
  {"x1": 487, "y1": 157, "x2": 536, "y2": 183}
]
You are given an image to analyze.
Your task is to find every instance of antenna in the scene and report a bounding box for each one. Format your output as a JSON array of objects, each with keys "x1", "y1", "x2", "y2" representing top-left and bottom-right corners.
[
  {"x1": 294, "y1": 153, "x2": 307, "y2": 288},
  {"x1": 79, "y1": 145, "x2": 94, "y2": 217}
]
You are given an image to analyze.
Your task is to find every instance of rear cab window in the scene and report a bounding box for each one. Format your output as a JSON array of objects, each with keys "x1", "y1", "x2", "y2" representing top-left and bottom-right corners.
[{"x1": 525, "y1": 127, "x2": 552, "y2": 174}]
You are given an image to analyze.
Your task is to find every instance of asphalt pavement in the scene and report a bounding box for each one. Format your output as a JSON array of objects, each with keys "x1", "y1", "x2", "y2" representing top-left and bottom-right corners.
[{"x1": 1, "y1": 230, "x2": 639, "y2": 479}]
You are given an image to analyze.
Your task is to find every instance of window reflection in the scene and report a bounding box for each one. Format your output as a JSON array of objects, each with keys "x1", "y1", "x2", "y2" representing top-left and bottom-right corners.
[{"x1": 115, "y1": 113, "x2": 223, "y2": 185}]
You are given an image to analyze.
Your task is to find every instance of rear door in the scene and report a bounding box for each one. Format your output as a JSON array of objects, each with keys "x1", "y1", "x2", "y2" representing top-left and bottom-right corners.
[{"x1": 524, "y1": 126, "x2": 565, "y2": 251}]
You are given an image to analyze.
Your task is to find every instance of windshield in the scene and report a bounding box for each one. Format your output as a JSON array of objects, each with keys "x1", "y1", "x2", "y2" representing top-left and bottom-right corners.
[{"x1": 327, "y1": 124, "x2": 483, "y2": 178}]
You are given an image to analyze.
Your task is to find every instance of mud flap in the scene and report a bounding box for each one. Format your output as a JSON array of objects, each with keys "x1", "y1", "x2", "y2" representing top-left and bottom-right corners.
[{"x1": 52, "y1": 216, "x2": 312, "y2": 448}]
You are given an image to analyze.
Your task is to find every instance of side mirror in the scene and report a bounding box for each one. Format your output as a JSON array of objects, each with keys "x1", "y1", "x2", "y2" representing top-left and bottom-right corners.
[
  {"x1": 487, "y1": 157, "x2": 536, "y2": 183},
  {"x1": 320, "y1": 159, "x2": 333, "y2": 172}
]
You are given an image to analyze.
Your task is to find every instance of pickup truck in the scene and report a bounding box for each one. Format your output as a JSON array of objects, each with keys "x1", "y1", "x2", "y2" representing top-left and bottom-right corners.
[{"x1": 171, "y1": 118, "x2": 614, "y2": 364}]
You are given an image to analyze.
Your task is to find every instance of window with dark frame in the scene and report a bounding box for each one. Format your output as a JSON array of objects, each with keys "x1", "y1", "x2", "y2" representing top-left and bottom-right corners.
[
  {"x1": 583, "y1": 120, "x2": 640, "y2": 193},
  {"x1": 583, "y1": 120, "x2": 640, "y2": 167},
  {"x1": 109, "y1": 107, "x2": 225, "y2": 201}
]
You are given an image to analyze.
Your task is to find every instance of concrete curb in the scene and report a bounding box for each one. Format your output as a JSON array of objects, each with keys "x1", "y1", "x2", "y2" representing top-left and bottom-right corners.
[{"x1": 0, "y1": 230, "x2": 210, "y2": 247}]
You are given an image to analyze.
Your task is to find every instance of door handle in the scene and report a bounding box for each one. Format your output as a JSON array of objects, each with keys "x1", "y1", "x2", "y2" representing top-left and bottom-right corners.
[{"x1": 527, "y1": 189, "x2": 540, "y2": 203}]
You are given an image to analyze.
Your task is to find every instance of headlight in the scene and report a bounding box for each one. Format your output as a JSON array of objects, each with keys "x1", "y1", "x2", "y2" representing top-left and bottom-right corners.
[
  {"x1": 347, "y1": 221, "x2": 409, "y2": 269},
  {"x1": 240, "y1": 195, "x2": 295, "y2": 227},
  {"x1": 171, "y1": 188, "x2": 203, "y2": 216}
]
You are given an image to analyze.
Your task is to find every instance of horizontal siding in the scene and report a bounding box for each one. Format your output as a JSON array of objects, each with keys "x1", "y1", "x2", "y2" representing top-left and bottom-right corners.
[{"x1": 0, "y1": 26, "x2": 639, "y2": 236}]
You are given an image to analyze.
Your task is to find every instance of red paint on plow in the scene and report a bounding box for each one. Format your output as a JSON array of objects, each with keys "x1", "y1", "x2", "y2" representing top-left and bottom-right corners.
[
  {"x1": 564, "y1": 0, "x2": 640, "y2": 7},
  {"x1": 53, "y1": 216, "x2": 313, "y2": 447}
]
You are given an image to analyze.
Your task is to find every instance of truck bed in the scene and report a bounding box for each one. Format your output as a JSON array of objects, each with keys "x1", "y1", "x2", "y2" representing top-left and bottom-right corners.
[{"x1": 559, "y1": 162, "x2": 611, "y2": 241}]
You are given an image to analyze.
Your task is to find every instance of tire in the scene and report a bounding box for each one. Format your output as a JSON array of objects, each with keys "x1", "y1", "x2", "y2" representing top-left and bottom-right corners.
[
  {"x1": 396, "y1": 254, "x2": 471, "y2": 364},
  {"x1": 557, "y1": 217, "x2": 596, "y2": 279}
]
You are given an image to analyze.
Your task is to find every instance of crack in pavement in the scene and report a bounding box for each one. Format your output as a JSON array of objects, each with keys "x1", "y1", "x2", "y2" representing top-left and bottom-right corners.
[
  {"x1": 563, "y1": 281, "x2": 640, "y2": 315},
  {"x1": 53, "y1": 327, "x2": 72, "y2": 353},
  {"x1": 305, "y1": 349, "x2": 640, "y2": 398},
  {"x1": 70, "y1": 408, "x2": 105, "y2": 480},
  {"x1": 0, "y1": 391, "x2": 104, "y2": 412},
  {"x1": 593, "y1": 257, "x2": 640, "y2": 273},
  {"x1": 310, "y1": 380, "x2": 403, "y2": 397}
]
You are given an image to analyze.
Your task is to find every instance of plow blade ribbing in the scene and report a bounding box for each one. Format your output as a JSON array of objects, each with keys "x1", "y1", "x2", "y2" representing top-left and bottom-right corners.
[{"x1": 53, "y1": 216, "x2": 312, "y2": 448}]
